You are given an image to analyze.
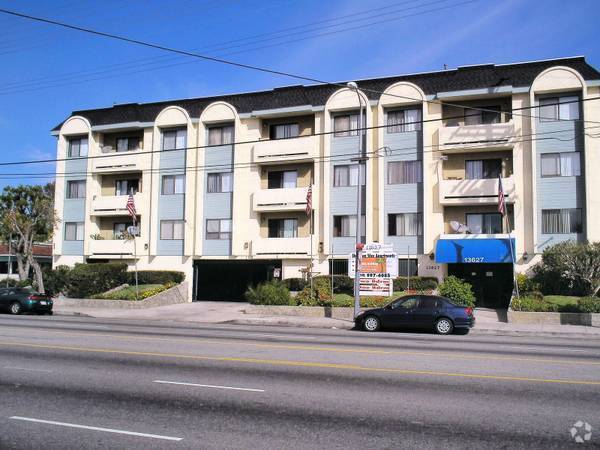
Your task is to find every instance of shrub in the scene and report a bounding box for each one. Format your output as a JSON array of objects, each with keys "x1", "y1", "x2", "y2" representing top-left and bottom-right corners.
[
  {"x1": 438, "y1": 276, "x2": 475, "y2": 307},
  {"x1": 511, "y1": 296, "x2": 558, "y2": 312},
  {"x1": 331, "y1": 275, "x2": 354, "y2": 294},
  {"x1": 244, "y1": 281, "x2": 293, "y2": 306},
  {"x1": 577, "y1": 297, "x2": 600, "y2": 314},
  {"x1": 296, "y1": 276, "x2": 332, "y2": 306},
  {"x1": 516, "y1": 273, "x2": 539, "y2": 294},
  {"x1": 393, "y1": 276, "x2": 438, "y2": 292},
  {"x1": 128, "y1": 270, "x2": 185, "y2": 285},
  {"x1": 0, "y1": 278, "x2": 33, "y2": 288},
  {"x1": 283, "y1": 278, "x2": 308, "y2": 292},
  {"x1": 42, "y1": 265, "x2": 71, "y2": 296},
  {"x1": 93, "y1": 282, "x2": 175, "y2": 301},
  {"x1": 65, "y1": 263, "x2": 129, "y2": 298}
]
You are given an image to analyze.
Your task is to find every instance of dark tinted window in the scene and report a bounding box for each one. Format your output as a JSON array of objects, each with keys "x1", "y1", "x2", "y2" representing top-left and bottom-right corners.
[
  {"x1": 418, "y1": 297, "x2": 438, "y2": 309},
  {"x1": 399, "y1": 297, "x2": 419, "y2": 309}
]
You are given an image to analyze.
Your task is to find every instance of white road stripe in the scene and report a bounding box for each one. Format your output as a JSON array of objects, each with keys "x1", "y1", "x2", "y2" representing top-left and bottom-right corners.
[
  {"x1": 4, "y1": 366, "x2": 53, "y2": 373},
  {"x1": 154, "y1": 380, "x2": 264, "y2": 392},
  {"x1": 9, "y1": 417, "x2": 182, "y2": 441}
]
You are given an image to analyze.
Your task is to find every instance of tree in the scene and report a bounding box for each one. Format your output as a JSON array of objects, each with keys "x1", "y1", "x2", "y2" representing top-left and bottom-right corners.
[
  {"x1": 533, "y1": 241, "x2": 600, "y2": 296},
  {"x1": 0, "y1": 183, "x2": 57, "y2": 293}
]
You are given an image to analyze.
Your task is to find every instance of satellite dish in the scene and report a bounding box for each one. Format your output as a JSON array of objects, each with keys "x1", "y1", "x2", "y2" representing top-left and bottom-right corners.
[{"x1": 450, "y1": 221, "x2": 470, "y2": 233}]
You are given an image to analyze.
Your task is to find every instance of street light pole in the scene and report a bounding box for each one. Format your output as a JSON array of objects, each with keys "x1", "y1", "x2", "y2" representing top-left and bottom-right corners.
[{"x1": 347, "y1": 82, "x2": 365, "y2": 319}]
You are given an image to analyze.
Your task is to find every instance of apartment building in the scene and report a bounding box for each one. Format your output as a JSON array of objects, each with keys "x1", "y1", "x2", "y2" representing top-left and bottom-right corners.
[{"x1": 52, "y1": 56, "x2": 600, "y2": 306}]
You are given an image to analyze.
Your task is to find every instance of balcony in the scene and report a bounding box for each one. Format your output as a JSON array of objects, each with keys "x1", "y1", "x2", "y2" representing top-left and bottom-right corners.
[
  {"x1": 439, "y1": 176, "x2": 515, "y2": 205},
  {"x1": 252, "y1": 187, "x2": 309, "y2": 212},
  {"x1": 439, "y1": 122, "x2": 515, "y2": 152},
  {"x1": 92, "y1": 148, "x2": 148, "y2": 173},
  {"x1": 253, "y1": 135, "x2": 317, "y2": 164},
  {"x1": 90, "y1": 193, "x2": 145, "y2": 216},
  {"x1": 252, "y1": 237, "x2": 312, "y2": 257},
  {"x1": 87, "y1": 238, "x2": 143, "y2": 259}
]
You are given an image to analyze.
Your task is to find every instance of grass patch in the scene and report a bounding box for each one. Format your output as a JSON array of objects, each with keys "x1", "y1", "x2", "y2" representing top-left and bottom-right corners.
[
  {"x1": 543, "y1": 295, "x2": 581, "y2": 307},
  {"x1": 91, "y1": 283, "x2": 174, "y2": 300}
]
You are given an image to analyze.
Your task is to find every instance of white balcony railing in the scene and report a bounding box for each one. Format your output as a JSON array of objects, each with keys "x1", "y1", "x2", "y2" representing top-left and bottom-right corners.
[
  {"x1": 252, "y1": 187, "x2": 309, "y2": 212},
  {"x1": 439, "y1": 176, "x2": 515, "y2": 205},
  {"x1": 439, "y1": 122, "x2": 515, "y2": 151},
  {"x1": 87, "y1": 238, "x2": 143, "y2": 259},
  {"x1": 92, "y1": 149, "x2": 148, "y2": 172},
  {"x1": 90, "y1": 193, "x2": 145, "y2": 216},
  {"x1": 253, "y1": 135, "x2": 317, "y2": 164},
  {"x1": 252, "y1": 237, "x2": 312, "y2": 256}
]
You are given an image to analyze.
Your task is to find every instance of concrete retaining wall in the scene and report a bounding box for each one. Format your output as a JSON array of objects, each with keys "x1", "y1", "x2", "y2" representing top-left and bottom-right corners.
[
  {"x1": 508, "y1": 310, "x2": 600, "y2": 327},
  {"x1": 243, "y1": 305, "x2": 355, "y2": 321},
  {"x1": 55, "y1": 282, "x2": 188, "y2": 309}
]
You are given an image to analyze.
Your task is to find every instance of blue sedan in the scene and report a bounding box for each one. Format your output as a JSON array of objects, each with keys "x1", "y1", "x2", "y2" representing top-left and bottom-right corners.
[{"x1": 355, "y1": 295, "x2": 474, "y2": 335}]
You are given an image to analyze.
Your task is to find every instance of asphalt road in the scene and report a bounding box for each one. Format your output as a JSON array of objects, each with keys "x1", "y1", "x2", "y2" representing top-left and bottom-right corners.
[{"x1": 0, "y1": 314, "x2": 599, "y2": 449}]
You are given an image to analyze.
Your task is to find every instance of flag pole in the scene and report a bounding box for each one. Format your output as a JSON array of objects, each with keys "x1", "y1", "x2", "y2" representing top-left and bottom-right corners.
[
  {"x1": 128, "y1": 188, "x2": 139, "y2": 301},
  {"x1": 498, "y1": 176, "x2": 519, "y2": 309}
]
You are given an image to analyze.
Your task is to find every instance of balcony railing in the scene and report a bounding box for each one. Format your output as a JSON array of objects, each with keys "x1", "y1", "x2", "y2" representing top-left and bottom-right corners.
[
  {"x1": 253, "y1": 135, "x2": 317, "y2": 164},
  {"x1": 90, "y1": 193, "x2": 145, "y2": 216},
  {"x1": 92, "y1": 148, "x2": 148, "y2": 172},
  {"x1": 439, "y1": 122, "x2": 515, "y2": 151},
  {"x1": 252, "y1": 236, "x2": 312, "y2": 256},
  {"x1": 252, "y1": 187, "x2": 309, "y2": 212},
  {"x1": 439, "y1": 176, "x2": 515, "y2": 205},
  {"x1": 87, "y1": 238, "x2": 143, "y2": 259}
]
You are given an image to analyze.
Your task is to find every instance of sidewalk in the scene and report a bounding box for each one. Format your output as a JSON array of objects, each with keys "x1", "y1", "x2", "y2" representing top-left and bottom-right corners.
[{"x1": 53, "y1": 301, "x2": 600, "y2": 338}]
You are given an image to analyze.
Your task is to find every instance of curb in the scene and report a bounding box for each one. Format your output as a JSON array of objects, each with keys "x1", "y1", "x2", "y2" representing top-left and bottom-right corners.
[
  {"x1": 470, "y1": 328, "x2": 600, "y2": 339},
  {"x1": 223, "y1": 318, "x2": 354, "y2": 330},
  {"x1": 53, "y1": 311, "x2": 92, "y2": 318}
]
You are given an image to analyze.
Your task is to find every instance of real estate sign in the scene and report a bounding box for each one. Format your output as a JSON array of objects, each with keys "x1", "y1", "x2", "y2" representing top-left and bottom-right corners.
[{"x1": 348, "y1": 243, "x2": 397, "y2": 297}]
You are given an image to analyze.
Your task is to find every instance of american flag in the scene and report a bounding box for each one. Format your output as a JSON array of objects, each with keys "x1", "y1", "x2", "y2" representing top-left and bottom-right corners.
[
  {"x1": 126, "y1": 193, "x2": 137, "y2": 221},
  {"x1": 497, "y1": 176, "x2": 506, "y2": 216},
  {"x1": 305, "y1": 185, "x2": 312, "y2": 216}
]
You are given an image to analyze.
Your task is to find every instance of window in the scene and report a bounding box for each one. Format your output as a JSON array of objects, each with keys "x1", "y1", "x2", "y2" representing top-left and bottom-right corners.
[
  {"x1": 390, "y1": 296, "x2": 419, "y2": 310},
  {"x1": 207, "y1": 172, "x2": 233, "y2": 193},
  {"x1": 386, "y1": 108, "x2": 421, "y2": 133},
  {"x1": 388, "y1": 213, "x2": 422, "y2": 236},
  {"x1": 540, "y1": 152, "x2": 581, "y2": 177},
  {"x1": 387, "y1": 160, "x2": 422, "y2": 184},
  {"x1": 465, "y1": 159, "x2": 502, "y2": 179},
  {"x1": 398, "y1": 259, "x2": 418, "y2": 277},
  {"x1": 329, "y1": 259, "x2": 349, "y2": 276},
  {"x1": 333, "y1": 165, "x2": 365, "y2": 187},
  {"x1": 67, "y1": 137, "x2": 88, "y2": 157},
  {"x1": 268, "y1": 218, "x2": 298, "y2": 238},
  {"x1": 539, "y1": 96, "x2": 580, "y2": 122},
  {"x1": 160, "y1": 220, "x2": 184, "y2": 240},
  {"x1": 162, "y1": 175, "x2": 185, "y2": 195},
  {"x1": 208, "y1": 125, "x2": 234, "y2": 145},
  {"x1": 333, "y1": 113, "x2": 359, "y2": 137},
  {"x1": 206, "y1": 219, "x2": 232, "y2": 240},
  {"x1": 64, "y1": 222, "x2": 84, "y2": 241},
  {"x1": 466, "y1": 213, "x2": 503, "y2": 234},
  {"x1": 162, "y1": 128, "x2": 187, "y2": 150},
  {"x1": 113, "y1": 222, "x2": 128, "y2": 239},
  {"x1": 333, "y1": 215, "x2": 366, "y2": 238},
  {"x1": 542, "y1": 209, "x2": 582, "y2": 234},
  {"x1": 116, "y1": 137, "x2": 140, "y2": 152},
  {"x1": 115, "y1": 179, "x2": 139, "y2": 196},
  {"x1": 464, "y1": 106, "x2": 502, "y2": 125},
  {"x1": 270, "y1": 123, "x2": 300, "y2": 139},
  {"x1": 267, "y1": 170, "x2": 297, "y2": 189},
  {"x1": 418, "y1": 296, "x2": 442, "y2": 310},
  {"x1": 66, "y1": 180, "x2": 86, "y2": 198}
]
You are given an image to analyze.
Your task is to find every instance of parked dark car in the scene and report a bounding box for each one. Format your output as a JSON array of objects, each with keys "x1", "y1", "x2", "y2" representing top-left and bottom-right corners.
[
  {"x1": 355, "y1": 295, "x2": 474, "y2": 335},
  {"x1": 0, "y1": 287, "x2": 53, "y2": 315}
]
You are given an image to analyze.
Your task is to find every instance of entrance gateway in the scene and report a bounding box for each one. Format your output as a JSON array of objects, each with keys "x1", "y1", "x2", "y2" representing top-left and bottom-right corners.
[{"x1": 435, "y1": 235, "x2": 515, "y2": 308}]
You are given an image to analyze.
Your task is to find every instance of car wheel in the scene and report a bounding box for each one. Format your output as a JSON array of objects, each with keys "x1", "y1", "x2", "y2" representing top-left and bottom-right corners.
[
  {"x1": 363, "y1": 315, "x2": 381, "y2": 332},
  {"x1": 9, "y1": 302, "x2": 22, "y2": 315},
  {"x1": 46, "y1": 311, "x2": 53, "y2": 316},
  {"x1": 435, "y1": 317, "x2": 454, "y2": 335}
]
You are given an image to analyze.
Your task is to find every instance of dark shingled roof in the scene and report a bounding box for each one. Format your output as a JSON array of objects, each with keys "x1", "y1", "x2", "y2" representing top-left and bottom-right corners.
[{"x1": 53, "y1": 56, "x2": 600, "y2": 131}]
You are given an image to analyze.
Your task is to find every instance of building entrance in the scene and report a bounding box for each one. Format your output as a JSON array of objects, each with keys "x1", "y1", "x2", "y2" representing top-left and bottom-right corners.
[{"x1": 448, "y1": 263, "x2": 513, "y2": 309}]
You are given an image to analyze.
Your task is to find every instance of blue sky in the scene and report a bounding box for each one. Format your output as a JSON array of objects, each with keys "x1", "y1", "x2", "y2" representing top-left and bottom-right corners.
[{"x1": 0, "y1": 0, "x2": 598, "y2": 188}]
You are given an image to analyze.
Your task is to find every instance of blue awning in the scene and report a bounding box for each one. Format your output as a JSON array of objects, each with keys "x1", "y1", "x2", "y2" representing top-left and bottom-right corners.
[{"x1": 435, "y1": 237, "x2": 516, "y2": 264}]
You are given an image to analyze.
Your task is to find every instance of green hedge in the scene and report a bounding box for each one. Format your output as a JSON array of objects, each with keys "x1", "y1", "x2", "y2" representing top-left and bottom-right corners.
[
  {"x1": 283, "y1": 278, "x2": 308, "y2": 292},
  {"x1": 393, "y1": 276, "x2": 438, "y2": 292},
  {"x1": 577, "y1": 297, "x2": 600, "y2": 313},
  {"x1": 92, "y1": 283, "x2": 175, "y2": 301},
  {"x1": 511, "y1": 296, "x2": 600, "y2": 313},
  {"x1": 128, "y1": 270, "x2": 185, "y2": 285},
  {"x1": 438, "y1": 276, "x2": 475, "y2": 307},
  {"x1": 245, "y1": 281, "x2": 293, "y2": 305},
  {"x1": 65, "y1": 263, "x2": 129, "y2": 298}
]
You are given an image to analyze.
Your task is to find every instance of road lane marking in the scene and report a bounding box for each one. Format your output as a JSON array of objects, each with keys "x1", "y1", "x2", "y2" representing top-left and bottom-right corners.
[
  {"x1": 154, "y1": 380, "x2": 264, "y2": 392},
  {"x1": 9, "y1": 416, "x2": 183, "y2": 441},
  {"x1": 3, "y1": 341, "x2": 600, "y2": 386},
  {"x1": 508, "y1": 346, "x2": 587, "y2": 353},
  {"x1": 3, "y1": 366, "x2": 53, "y2": 373},
  {"x1": 1, "y1": 326, "x2": 598, "y2": 368}
]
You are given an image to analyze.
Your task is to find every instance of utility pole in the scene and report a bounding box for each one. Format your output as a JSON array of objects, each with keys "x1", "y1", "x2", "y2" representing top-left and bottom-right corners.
[{"x1": 347, "y1": 82, "x2": 366, "y2": 319}]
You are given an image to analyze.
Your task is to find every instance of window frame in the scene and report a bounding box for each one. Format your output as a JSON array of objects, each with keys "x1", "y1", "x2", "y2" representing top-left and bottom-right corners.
[
  {"x1": 269, "y1": 123, "x2": 300, "y2": 140},
  {"x1": 116, "y1": 136, "x2": 140, "y2": 152},
  {"x1": 207, "y1": 172, "x2": 233, "y2": 193},
  {"x1": 161, "y1": 128, "x2": 187, "y2": 151},
  {"x1": 333, "y1": 215, "x2": 366, "y2": 238},
  {"x1": 160, "y1": 220, "x2": 184, "y2": 240},
  {"x1": 387, "y1": 160, "x2": 423, "y2": 185},
  {"x1": 333, "y1": 164, "x2": 365, "y2": 187},
  {"x1": 333, "y1": 113, "x2": 360, "y2": 137},
  {"x1": 207, "y1": 125, "x2": 234, "y2": 146},
  {"x1": 539, "y1": 96, "x2": 580, "y2": 122},
  {"x1": 64, "y1": 222, "x2": 84, "y2": 241},
  {"x1": 386, "y1": 108, "x2": 422, "y2": 134},
  {"x1": 540, "y1": 152, "x2": 581, "y2": 178},
  {"x1": 541, "y1": 208, "x2": 583, "y2": 234},
  {"x1": 161, "y1": 174, "x2": 185, "y2": 195},
  {"x1": 267, "y1": 218, "x2": 298, "y2": 238},
  {"x1": 387, "y1": 213, "x2": 423, "y2": 236},
  {"x1": 66, "y1": 180, "x2": 86, "y2": 199},
  {"x1": 206, "y1": 219, "x2": 232, "y2": 240},
  {"x1": 466, "y1": 212, "x2": 503, "y2": 234},
  {"x1": 67, "y1": 137, "x2": 88, "y2": 158},
  {"x1": 465, "y1": 158, "x2": 502, "y2": 180}
]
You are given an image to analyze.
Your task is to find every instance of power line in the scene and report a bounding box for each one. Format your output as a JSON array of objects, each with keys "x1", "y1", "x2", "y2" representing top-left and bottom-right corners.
[
  {"x1": 0, "y1": 0, "x2": 468, "y2": 95},
  {"x1": 0, "y1": 126, "x2": 595, "y2": 180},
  {"x1": 5, "y1": 4, "x2": 598, "y2": 127}
]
